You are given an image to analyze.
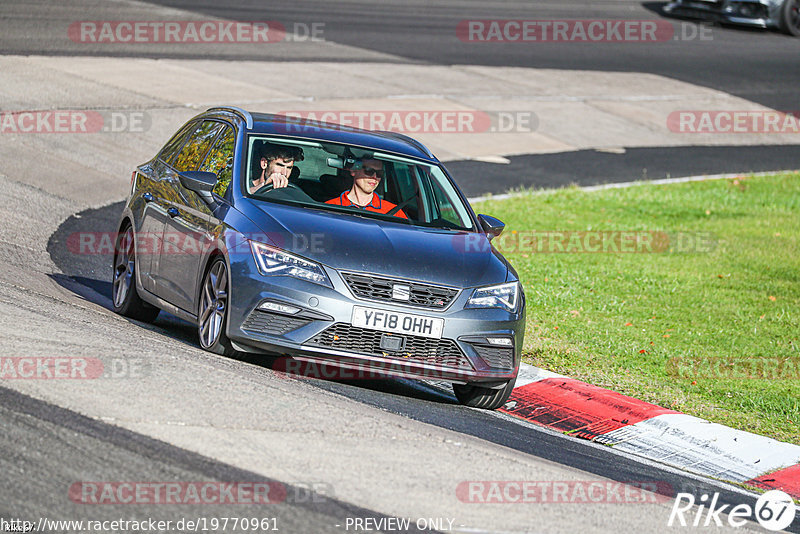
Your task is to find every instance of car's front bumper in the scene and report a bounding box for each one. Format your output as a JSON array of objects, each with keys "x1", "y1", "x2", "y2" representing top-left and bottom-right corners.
[
  {"x1": 225, "y1": 259, "x2": 525, "y2": 386},
  {"x1": 664, "y1": 0, "x2": 781, "y2": 28}
]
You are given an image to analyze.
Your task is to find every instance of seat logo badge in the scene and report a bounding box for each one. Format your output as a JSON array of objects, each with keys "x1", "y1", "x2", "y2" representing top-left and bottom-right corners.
[{"x1": 392, "y1": 284, "x2": 411, "y2": 301}]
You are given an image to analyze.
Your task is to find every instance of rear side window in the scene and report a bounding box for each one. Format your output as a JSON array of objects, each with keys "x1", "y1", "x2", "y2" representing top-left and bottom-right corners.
[
  {"x1": 172, "y1": 121, "x2": 223, "y2": 172},
  {"x1": 157, "y1": 121, "x2": 196, "y2": 164},
  {"x1": 200, "y1": 126, "x2": 236, "y2": 197}
]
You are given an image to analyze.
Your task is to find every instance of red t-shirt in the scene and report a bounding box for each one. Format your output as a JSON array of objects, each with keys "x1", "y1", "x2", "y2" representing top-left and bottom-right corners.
[{"x1": 325, "y1": 191, "x2": 408, "y2": 219}]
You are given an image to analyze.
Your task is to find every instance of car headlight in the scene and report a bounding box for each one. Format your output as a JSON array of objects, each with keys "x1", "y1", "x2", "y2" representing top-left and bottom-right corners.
[
  {"x1": 249, "y1": 241, "x2": 331, "y2": 288},
  {"x1": 465, "y1": 282, "x2": 520, "y2": 312}
]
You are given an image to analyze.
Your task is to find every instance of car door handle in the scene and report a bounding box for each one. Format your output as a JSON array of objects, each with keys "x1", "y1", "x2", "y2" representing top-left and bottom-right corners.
[
  {"x1": 143, "y1": 192, "x2": 154, "y2": 202},
  {"x1": 167, "y1": 207, "x2": 179, "y2": 218}
]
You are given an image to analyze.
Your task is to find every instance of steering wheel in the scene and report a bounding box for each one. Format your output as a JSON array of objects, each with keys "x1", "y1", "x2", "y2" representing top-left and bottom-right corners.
[{"x1": 254, "y1": 182, "x2": 303, "y2": 195}]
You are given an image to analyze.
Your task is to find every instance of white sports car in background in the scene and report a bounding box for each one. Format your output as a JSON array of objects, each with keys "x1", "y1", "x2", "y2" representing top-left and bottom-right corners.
[{"x1": 664, "y1": 0, "x2": 800, "y2": 36}]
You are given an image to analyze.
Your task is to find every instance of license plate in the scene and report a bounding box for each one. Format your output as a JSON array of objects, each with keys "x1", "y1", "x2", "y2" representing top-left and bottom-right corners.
[{"x1": 351, "y1": 306, "x2": 444, "y2": 339}]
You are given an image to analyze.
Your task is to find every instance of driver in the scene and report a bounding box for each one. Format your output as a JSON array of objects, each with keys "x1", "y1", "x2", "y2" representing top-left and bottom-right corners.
[
  {"x1": 325, "y1": 158, "x2": 407, "y2": 219},
  {"x1": 249, "y1": 144, "x2": 304, "y2": 194}
]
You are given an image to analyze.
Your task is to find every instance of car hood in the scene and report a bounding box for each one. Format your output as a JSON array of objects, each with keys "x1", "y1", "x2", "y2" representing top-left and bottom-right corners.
[{"x1": 242, "y1": 201, "x2": 508, "y2": 288}]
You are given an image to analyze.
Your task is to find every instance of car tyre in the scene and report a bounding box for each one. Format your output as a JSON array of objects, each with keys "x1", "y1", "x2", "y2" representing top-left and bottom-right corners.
[
  {"x1": 453, "y1": 376, "x2": 517, "y2": 410},
  {"x1": 780, "y1": 0, "x2": 800, "y2": 36},
  {"x1": 112, "y1": 223, "x2": 160, "y2": 322},
  {"x1": 198, "y1": 257, "x2": 237, "y2": 356}
]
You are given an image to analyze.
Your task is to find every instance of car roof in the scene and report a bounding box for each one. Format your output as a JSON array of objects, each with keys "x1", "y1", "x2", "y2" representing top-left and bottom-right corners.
[{"x1": 206, "y1": 106, "x2": 439, "y2": 163}]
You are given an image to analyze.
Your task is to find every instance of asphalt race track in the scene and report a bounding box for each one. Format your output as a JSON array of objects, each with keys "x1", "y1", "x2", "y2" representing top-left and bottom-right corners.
[
  {"x1": 1, "y1": 0, "x2": 799, "y2": 533},
  {"x1": 448, "y1": 145, "x2": 800, "y2": 197}
]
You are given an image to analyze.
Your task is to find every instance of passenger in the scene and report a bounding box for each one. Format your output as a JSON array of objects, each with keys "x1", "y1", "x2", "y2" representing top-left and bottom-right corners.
[
  {"x1": 249, "y1": 144, "x2": 304, "y2": 194},
  {"x1": 325, "y1": 158, "x2": 407, "y2": 218}
]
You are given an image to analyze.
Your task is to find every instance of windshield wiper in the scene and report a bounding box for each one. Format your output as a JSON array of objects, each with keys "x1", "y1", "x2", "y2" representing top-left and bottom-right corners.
[{"x1": 412, "y1": 223, "x2": 466, "y2": 231}]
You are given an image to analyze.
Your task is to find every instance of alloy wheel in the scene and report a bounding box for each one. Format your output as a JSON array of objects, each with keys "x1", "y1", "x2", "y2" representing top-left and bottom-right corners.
[
  {"x1": 112, "y1": 227, "x2": 135, "y2": 308},
  {"x1": 199, "y1": 260, "x2": 228, "y2": 348}
]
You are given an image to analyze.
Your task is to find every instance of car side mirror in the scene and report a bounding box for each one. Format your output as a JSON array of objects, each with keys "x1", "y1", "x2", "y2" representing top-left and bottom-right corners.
[
  {"x1": 179, "y1": 171, "x2": 217, "y2": 204},
  {"x1": 478, "y1": 214, "x2": 505, "y2": 240}
]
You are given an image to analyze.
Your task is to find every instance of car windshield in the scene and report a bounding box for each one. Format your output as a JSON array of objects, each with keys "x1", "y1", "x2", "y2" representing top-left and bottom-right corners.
[{"x1": 244, "y1": 136, "x2": 475, "y2": 231}]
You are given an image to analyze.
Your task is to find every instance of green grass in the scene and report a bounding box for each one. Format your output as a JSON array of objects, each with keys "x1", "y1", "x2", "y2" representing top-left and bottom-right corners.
[{"x1": 473, "y1": 173, "x2": 800, "y2": 444}]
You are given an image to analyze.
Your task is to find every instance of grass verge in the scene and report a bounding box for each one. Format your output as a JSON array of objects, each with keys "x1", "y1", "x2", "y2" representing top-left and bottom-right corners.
[{"x1": 473, "y1": 172, "x2": 800, "y2": 445}]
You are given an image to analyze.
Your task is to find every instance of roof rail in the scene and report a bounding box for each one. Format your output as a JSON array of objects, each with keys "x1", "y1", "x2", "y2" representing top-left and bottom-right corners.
[
  {"x1": 377, "y1": 131, "x2": 434, "y2": 159},
  {"x1": 206, "y1": 106, "x2": 253, "y2": 129}
]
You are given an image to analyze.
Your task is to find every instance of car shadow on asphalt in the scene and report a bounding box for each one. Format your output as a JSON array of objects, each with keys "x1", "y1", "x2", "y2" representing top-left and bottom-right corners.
[
  {"x1": 240, "y1": 351, "x2": 459, "y2": 406},
  {"x1": 46, "y1": 271, "x2": 212, "y2": 350},
  {"x1": 46, "y1": 200, "x2": 216, "y2": 350}
]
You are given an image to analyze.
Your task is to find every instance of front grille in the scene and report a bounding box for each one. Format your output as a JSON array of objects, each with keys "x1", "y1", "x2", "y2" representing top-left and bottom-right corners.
[
  {"x1": 242, "y1": 310, "x2": 310, "y2": 336},
  {"x1": 307, "y1": 323, "x2": 472, "y2": 370},
  {"x1": 472, "y1": 344, "x2": 515, "y2": 370},
  {"x1": 342, "y1": 272, "x2": 459, "y2": 310}
]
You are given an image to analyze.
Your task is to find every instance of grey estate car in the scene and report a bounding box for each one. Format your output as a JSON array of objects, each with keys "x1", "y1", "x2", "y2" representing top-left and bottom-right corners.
[{"x1": 113, "y1": 106, "x2": 525, "y2": 410}]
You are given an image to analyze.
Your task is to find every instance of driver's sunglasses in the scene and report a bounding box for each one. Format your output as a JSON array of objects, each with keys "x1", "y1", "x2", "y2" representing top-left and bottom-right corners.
[{"x1": 361, "y1": 166, "x2": 384, "y2": 178}]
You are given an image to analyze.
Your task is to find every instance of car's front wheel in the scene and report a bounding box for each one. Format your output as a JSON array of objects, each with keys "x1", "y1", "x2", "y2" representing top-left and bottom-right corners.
[
  {"x1": 453, "y1": 377, "x2": 517, "y2": 410},
  {"x1": 780, "y1": 0, "x2": 800, "y2": 36},
  {"x1": 198, "y1": 257, "x2": 236, "y2": 356},
  {"x1": 112, "y1": 223, "x2": 159, "y2": 322}
]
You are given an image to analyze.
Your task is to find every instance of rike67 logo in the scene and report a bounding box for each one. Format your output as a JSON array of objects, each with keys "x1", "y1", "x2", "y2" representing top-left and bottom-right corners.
[{"x1": 669, "y1": 490, "x2": 796, "y2": 531}]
